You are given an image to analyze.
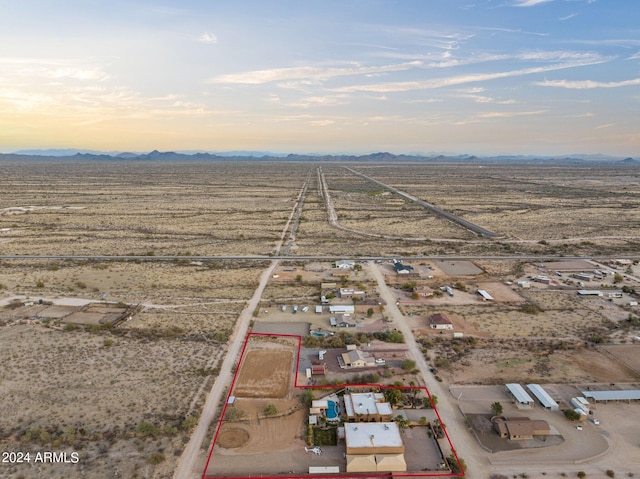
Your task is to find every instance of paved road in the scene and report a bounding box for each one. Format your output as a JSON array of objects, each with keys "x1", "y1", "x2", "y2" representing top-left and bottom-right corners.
[
  {"x1": 368, "y1": 261, "x2": 489, "y2": 478},
  {"x1": 2, "y1": 254, "x2": 637, "y2": 262},
  {"x1": 344, "y1": 166, "x2": 500, "y2": 239}
]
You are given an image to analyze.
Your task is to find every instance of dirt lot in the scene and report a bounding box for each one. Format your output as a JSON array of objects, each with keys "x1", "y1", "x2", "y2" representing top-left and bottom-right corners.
[
  {"x1": 435, "y1": 260, "x2": 485, "y2": 276},
  {"x1": 476, "y1": 282, "x2": 526, "y2": 303},
  {"x1": 234, "y1": 350, "x2": 294, "y2": 398}
]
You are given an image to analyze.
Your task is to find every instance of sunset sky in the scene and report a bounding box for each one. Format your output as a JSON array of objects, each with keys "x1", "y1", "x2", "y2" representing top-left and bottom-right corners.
[{"x1": 1, "y1": 0, "x2": 639, "y2": 156}]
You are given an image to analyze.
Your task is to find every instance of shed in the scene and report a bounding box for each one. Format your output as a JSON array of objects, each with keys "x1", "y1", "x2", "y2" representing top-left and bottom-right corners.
[
  {"x1": 577, "y1": 290, "x2": 603, "y2": 296},
  {"x1": 309, "y1": 466, "x2": 340, "y2": 474},
  {"x1": 505, "y1": 383, "x2": 534, "y2": 408},
  {"x1": 526, "y1": 384, "x2": 559, "y2": 411},
  {"x1": 581, "y1": 390, "x2": 640, "y2": 403},
  {"x1": 315, "y1": 305, "x2": 323, "y2": 314},
  {"x1": 311, "y1": 364, "x2": 326, "y2": 376},
  {"x1": 329, "y1": 305, "x2": 355, "y2": 314},
  {"x1": 477, "y1": 289, "x2": 494, "y2": 301}
]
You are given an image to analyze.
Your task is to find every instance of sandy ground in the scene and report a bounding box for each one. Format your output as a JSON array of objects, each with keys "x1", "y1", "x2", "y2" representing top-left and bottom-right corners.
[{"x1": 234, "y1": 350, "x2": 293, "y2": 398}]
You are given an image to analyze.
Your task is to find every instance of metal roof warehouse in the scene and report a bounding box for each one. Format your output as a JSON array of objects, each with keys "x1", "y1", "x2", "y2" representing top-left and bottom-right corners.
[
  {"x1": 581, "y1": 390, "x2": 640, "y2": 402},
  {"x1": 505, "y1": 383, "x2": 534, "y2": 408},
  {"x1": 527, "y1": 384, "x2": 559, "y2": 411}
]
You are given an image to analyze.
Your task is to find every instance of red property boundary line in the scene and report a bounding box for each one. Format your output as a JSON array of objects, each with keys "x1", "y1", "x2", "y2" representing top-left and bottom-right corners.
[{"x1": 202, "y1": 332, "x2": 464, "y2": 479}]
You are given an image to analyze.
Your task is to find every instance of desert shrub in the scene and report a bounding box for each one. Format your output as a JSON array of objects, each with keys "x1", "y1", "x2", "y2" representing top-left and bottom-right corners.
[
  {"x1": 520, "y1": 303, "x2": 543, "y2": 315},
  {"x1": 136, "y1": 421, "x2": 159, "y2": 437},
  {"x1": 147, "y1": 451, "x2": 165, "y2": 464},
  {"x1": 181, "y1": 416, "x2": 197, "y2": 432},
  {"x1": 263, "y1": 404, "x2": 278, "y2": 416}
]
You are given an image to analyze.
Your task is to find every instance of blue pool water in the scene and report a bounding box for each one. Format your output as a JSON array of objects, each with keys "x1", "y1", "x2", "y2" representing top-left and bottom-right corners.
[
  {"x1": 312, "y1": 331, "x2": 325, "y2": 337},
  {"x1": 326, "y1": 400, "x2": 339, "y2": 419}
]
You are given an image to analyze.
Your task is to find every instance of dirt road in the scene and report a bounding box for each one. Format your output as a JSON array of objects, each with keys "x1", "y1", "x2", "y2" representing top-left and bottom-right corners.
[
  {"x1": 173, "y1": 259, "x2": 279, "y2": 479},
  {"x1": 369, "y1": 261, "x2": 489, "y2": 478}
]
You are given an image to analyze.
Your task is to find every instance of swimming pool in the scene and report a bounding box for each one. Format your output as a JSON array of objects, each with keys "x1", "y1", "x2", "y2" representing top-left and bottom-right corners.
[{"x1": 326, "y1": 400, "x2": 339, "y2": 420}]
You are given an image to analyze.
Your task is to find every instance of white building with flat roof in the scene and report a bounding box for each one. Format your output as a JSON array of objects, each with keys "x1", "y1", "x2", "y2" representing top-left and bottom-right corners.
[
  {"x1": 344, "y1": 392, "x2": 393, "y2": 422},
  {"x1": 344, "y1": 422, "x2": 404, "y2": 454}
]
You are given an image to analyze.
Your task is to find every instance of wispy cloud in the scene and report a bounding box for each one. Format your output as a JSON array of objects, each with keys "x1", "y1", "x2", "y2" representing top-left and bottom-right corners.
[
  {"x1": 332, "y1": 60, "x2": 605, "y2": 93},
  {"x1": 512, "y1": 0, "x2": 555, "y2": 7},
  {"x1": 595, "y1": 123, "x2": 615, "y2": 129},
  {"x1": 535, "y1": 77, "x2": 640, "y2": 88},
  {"x1": 478, "y1": 110, "x2": 547, "y2": 118},
  {"x1": 559, "y1": 13, "x2": 579, "y2": 21},
  {"x1": 208, "y1": 61, "x2": 423, "y2": 84},
  {"x1": 0, "y1": 57, "x2": 110, "y2": 82}
]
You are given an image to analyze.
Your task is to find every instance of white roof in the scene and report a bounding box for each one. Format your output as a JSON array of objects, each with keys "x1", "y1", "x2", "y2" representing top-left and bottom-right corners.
[
  {"x1": 376, "y1": 402, "x2": 393, "y2": 415},
  {"x1": 344, "y1": 392, "x2": 391, "y2": 417},
  {"x1": 578, "y1": 290, "x2": 603, "y2": 295},
  {"x1": 582, "y1": 390, "x2": 640, "y2": 401},
  {"x1": 344, "y1": 422, "x2": 402, "y2": 449},
  {"x1": 329, "y1": 305, "x2": 355, "y2": 313},
  {"x1": 526, "y1": 384, "x2": 559, "y2": 409},
  {"x1": 312, "y1": 400, "x2": 328, "y2": 409},
  {"x1": 506, "y1": 383, "x2": 534, "y2": 404},
  {"x1": 477, "y1": 289, "x2": 494, "y2": 300}
]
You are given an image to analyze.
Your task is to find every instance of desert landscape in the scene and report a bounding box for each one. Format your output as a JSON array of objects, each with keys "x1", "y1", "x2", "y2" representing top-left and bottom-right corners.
[{"x1": 1, "y1": 159, "x2": 639, "y2": 479}]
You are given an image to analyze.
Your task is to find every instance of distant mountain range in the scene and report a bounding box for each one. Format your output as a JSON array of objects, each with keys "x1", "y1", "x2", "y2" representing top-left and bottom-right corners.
[{"x1": 1, "y1": 149, "x2": 636, "y2": 164}]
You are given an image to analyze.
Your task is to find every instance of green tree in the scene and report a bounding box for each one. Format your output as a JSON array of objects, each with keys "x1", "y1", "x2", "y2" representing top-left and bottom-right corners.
[
  {"x1": 447, "y1": 454, "x2": 466, "y2": 473},
  {"x1": 577, "y1": 472, "x2": 586, "y2": 479},
  {"x1": 386, "y1": 330, "x2": 404, "y2": 343},
  {"x1": 394, "y1": 415, "x2": 408, "y2": 430},
  {"x1": 564, "y1": 409, "x2": 581, "y2": 421},
  {"x1": 401, "y1": 359, "x2": 416, "y2": 370},
  {"x1": 384, "y1": 388, "x2": 403, "y2": 406},
  {"x1": 614, "y1": 273, "x2": 624, "y2": 283},
  {"x1": 491, "y1": 401, "x2": 503, "y2": 416},
  {"x1": 366, "y1": 307, "x2": 374, "y2": 318}
]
